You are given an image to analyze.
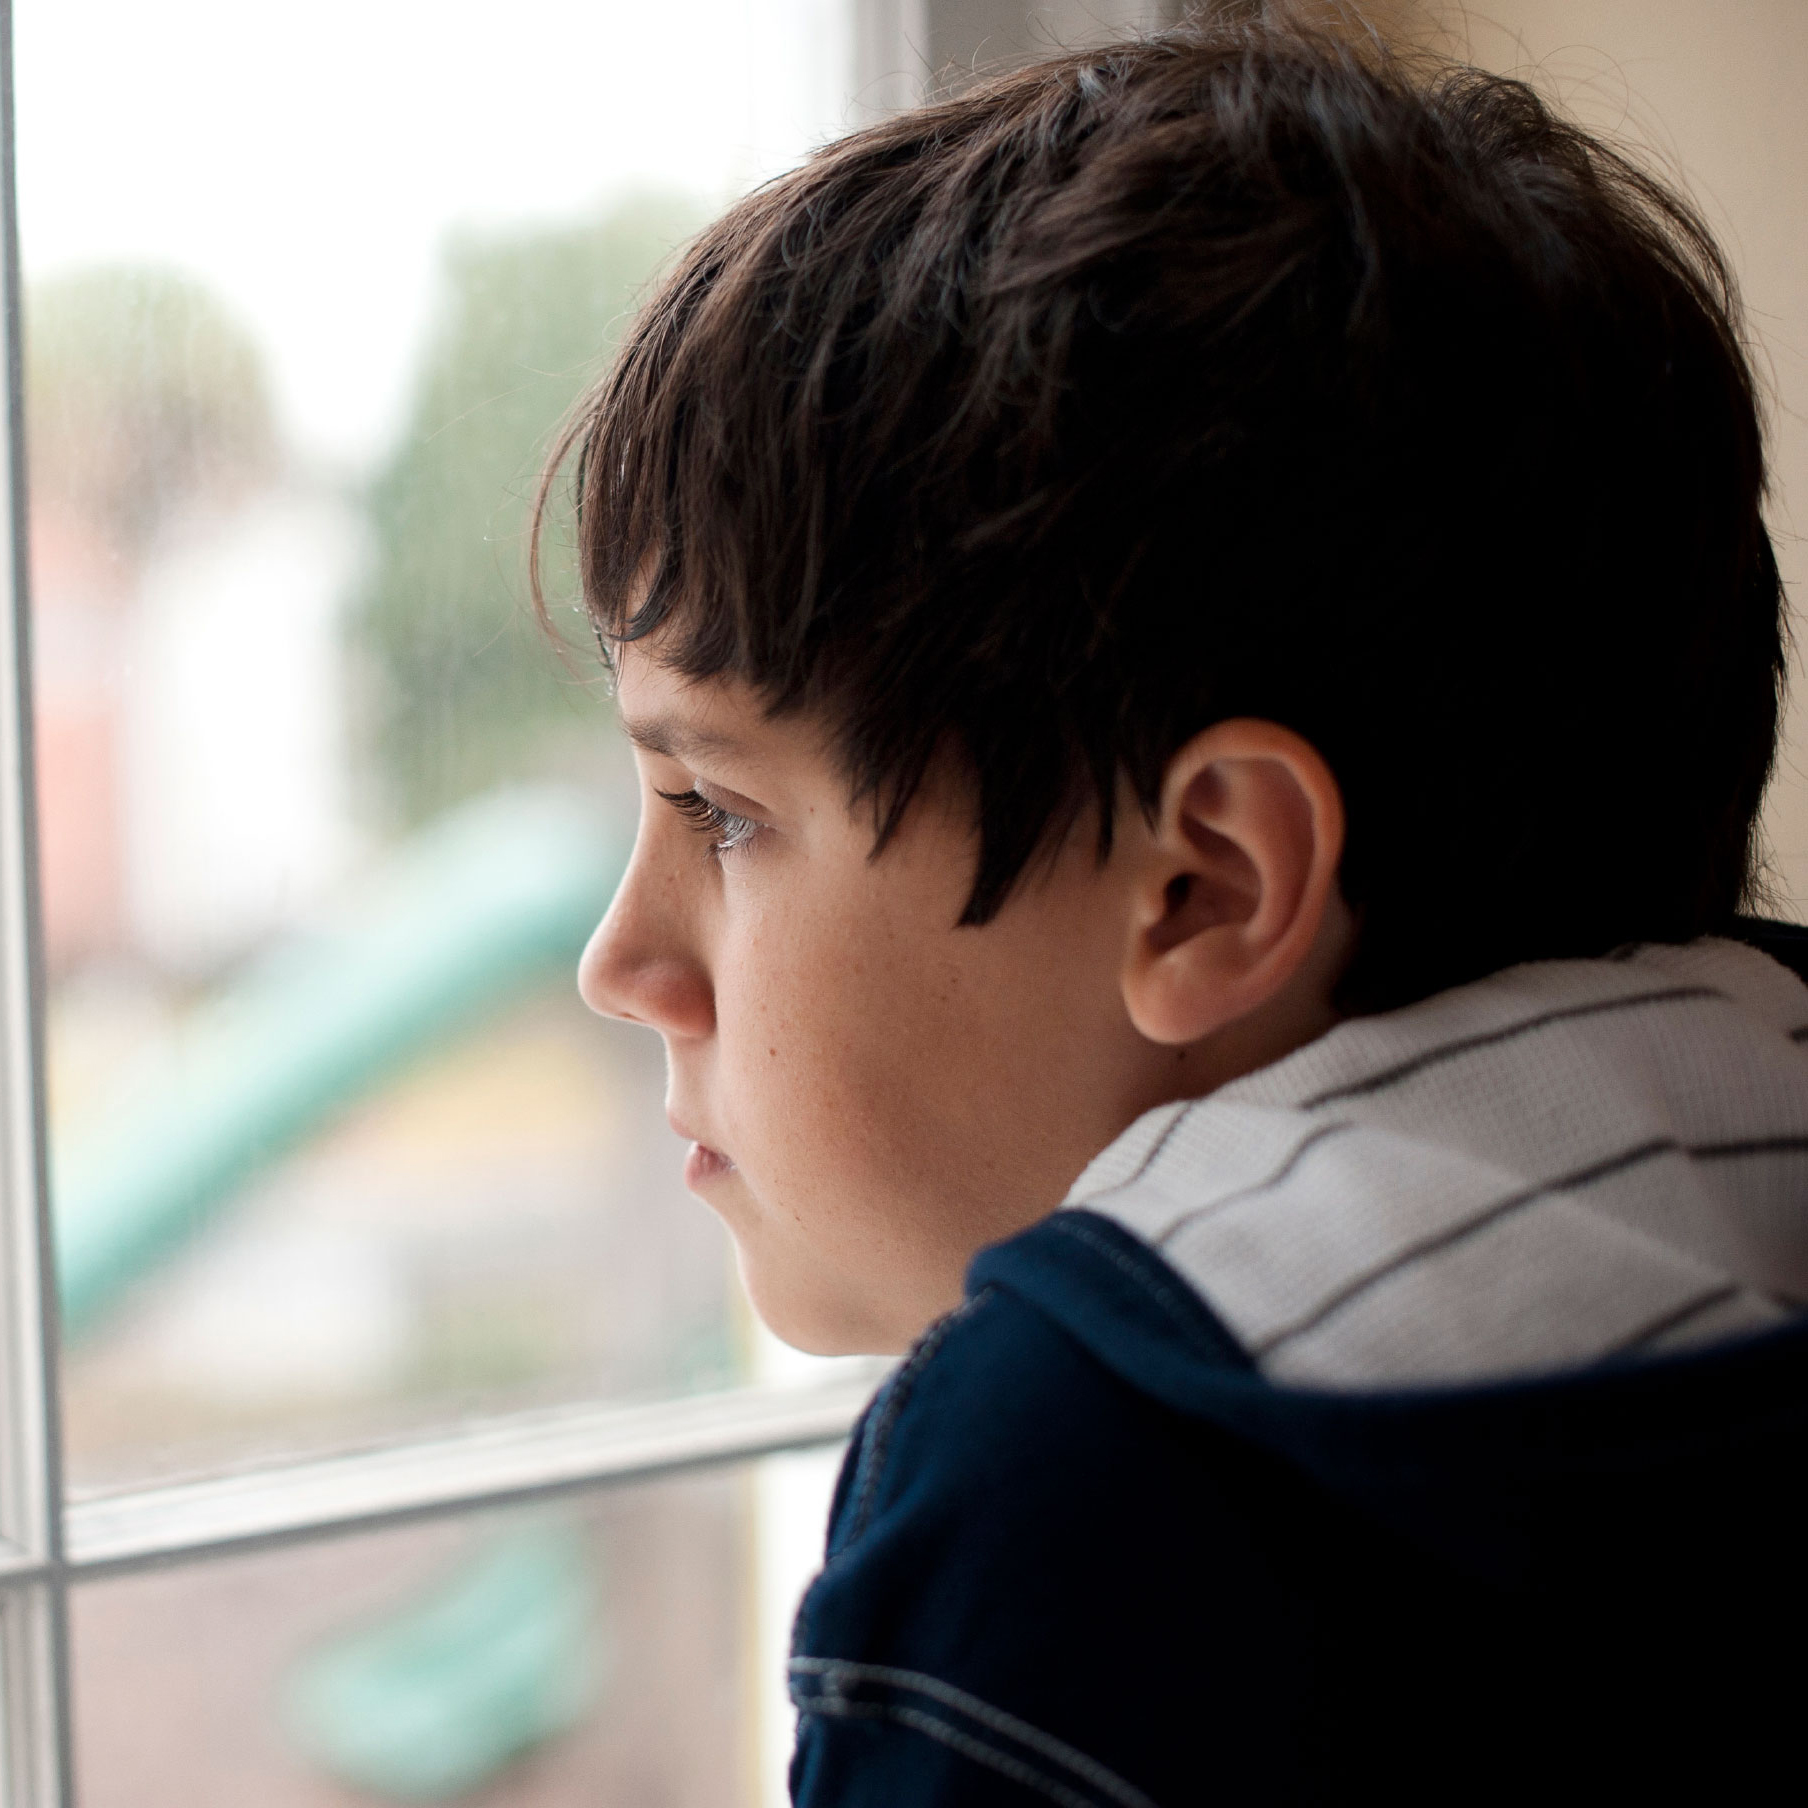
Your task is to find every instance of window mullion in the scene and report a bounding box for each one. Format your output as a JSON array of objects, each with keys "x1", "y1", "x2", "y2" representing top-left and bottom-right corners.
[
  {"x1": 0, "y1": 2, "x2": 73, "y2": 1802},
  {"x1": 0, "y1": 1592, "x2": 60, "y2": 1808},
  {"x1": 64, "y1": 1370, "x2": 878, "y2": 1578}
]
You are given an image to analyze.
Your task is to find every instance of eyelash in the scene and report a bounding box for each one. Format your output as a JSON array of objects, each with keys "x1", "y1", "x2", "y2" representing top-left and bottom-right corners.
[{"x1": 655, "y1": 787, "x2": 761, "y2": 855}]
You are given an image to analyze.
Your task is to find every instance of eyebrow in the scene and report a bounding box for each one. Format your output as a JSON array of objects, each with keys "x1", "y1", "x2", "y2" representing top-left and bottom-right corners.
[{"x1": 618, "y1": 711, "x2": 749, "y2": 764}]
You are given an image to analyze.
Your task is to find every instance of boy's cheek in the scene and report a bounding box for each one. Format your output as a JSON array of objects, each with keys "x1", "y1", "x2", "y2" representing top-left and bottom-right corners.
[{"x1": 703, "y1": 1034, "x2": 963, "y2": 1346}]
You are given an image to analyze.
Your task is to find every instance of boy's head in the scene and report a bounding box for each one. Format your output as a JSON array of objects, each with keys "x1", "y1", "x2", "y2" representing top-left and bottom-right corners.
[{"x1": 545, "y1": 15, "x2": 1785, "y2": 1352}]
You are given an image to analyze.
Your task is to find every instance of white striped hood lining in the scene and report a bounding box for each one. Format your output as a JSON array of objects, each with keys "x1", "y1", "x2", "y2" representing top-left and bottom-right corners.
[{"x1": 1062, "y1": 937, "x2": 1808, "y2": 1388}]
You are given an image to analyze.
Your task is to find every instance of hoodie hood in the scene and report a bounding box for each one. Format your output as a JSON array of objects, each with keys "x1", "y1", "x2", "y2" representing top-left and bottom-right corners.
[{"x1": 1063, "y1": 937, "x2": 1808, "y2": 1388}]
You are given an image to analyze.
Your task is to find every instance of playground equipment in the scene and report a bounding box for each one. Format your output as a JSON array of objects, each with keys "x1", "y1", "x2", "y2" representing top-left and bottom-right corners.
[
  {"x1": 281, "y1": 1522, "x2": 600, "y2": 1802},
  {"x1": 54, "y1": 785, "x2": 624, "y2": 1335},
  {"x1": 54, "y1": 785, "x2": 626, "y2": 1801}
]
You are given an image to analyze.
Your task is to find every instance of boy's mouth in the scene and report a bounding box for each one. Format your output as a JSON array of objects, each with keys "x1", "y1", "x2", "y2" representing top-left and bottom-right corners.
[
  {"x1": 669, "y1": 1109, "x2": 735, "y2": 1189},
  {"x1": 684, "y1": 1141, "x2": 736, "y2": 1189}
]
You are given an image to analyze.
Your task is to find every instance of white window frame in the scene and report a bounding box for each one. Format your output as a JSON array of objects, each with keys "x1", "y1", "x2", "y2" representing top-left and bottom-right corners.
[{"x1": 0, "y1": 2, "x2": 1182, "y2": 1797}]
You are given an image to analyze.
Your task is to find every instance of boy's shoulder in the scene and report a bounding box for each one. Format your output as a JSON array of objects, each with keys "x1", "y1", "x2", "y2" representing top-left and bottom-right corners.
[{"x1": 790, "y1": 1208, "x2": 1808, "y2": 1805}]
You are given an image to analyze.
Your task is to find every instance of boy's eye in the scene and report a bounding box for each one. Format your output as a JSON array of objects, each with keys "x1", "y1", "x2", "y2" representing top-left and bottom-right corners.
[{"x1": 655, "y1": 786, "x2": 760, "y2": 855}]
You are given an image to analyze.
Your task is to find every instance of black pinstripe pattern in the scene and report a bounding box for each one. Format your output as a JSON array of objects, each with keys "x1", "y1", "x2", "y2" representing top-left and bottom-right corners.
[
  {"x1": 1299, "y1": 986, "x2": 1720, "y2": 1109},
  {"x1": 1255, "y1": 1135, "x2": 1808, "y2": 1358},
  {"x1": 1600, "y1": 1283, "x2": 1749, "y2": 1359},
  {"x1": 1151, "y1": 1120, "x2": 1354, "y2": 1247}
]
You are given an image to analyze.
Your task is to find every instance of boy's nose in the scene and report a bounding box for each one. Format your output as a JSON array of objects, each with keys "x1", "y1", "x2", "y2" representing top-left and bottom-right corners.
[{"x1": 577, "y1": 860, "x2": 715, "y2": 1038}]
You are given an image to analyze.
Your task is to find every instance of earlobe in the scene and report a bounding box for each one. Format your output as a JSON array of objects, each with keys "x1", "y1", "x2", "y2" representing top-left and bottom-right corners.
[{"x1": 1124, "y1": 721, "x2": 1345, "y2": 1047}]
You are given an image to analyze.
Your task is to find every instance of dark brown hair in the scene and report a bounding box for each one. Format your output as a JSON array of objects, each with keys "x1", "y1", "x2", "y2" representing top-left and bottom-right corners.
[{"x1": 537, "y1": 8, "x2": 1784, "y2": 1012}]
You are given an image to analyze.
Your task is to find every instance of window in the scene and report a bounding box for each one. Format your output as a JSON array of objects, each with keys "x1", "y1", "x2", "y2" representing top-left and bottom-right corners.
[{"x1": 4, "y1": 2, "x2": 879, "y2": 1799}]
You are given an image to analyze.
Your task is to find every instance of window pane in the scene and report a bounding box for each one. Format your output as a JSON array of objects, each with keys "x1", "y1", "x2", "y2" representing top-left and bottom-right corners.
[
  {"x1": 67, "y1": 1453, "x2": 841, "y2": 1808},
  {"x1": 14, "y1": 0, "x2": 854, "y2": 1486}
]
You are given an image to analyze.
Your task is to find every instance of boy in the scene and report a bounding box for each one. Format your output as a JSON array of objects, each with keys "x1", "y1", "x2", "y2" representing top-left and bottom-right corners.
[{"x1": 542, "y1": 11, "x2": 1808, "y2": 1801}]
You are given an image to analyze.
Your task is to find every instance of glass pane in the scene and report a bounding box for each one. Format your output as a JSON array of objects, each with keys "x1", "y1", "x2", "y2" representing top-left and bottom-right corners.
[
  {"x1": 68, "y1": 1451, "x2": 843, "y2": 1808},
  {"x1": 14, "y1": 0, "x2": 856, "y2": 1486}
]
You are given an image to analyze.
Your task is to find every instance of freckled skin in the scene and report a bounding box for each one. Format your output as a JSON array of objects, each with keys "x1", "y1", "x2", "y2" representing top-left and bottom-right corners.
[{"x1": 580, "y1": 648, "x2": 1347, "y2": 1355}]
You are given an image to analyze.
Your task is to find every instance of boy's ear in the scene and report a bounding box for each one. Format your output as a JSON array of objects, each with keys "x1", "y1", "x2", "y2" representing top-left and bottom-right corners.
[{"x1": 1122, "y1": 720, "x2": 1347, "y2": 1046}]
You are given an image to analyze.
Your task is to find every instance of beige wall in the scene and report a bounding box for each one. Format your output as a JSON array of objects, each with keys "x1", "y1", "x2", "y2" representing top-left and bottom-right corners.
[
  {"x1": 858, "y1": 0, "x2": 1180, "y2": 108},
  {"x1": 1410, "y1": 2, "x2": 1808, "y2": 915}
]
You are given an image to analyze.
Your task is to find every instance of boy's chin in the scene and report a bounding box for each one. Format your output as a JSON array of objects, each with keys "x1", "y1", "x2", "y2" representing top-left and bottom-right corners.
[{"x1": 735, "y1": 1244, "x2": 921, "y2": 1360}]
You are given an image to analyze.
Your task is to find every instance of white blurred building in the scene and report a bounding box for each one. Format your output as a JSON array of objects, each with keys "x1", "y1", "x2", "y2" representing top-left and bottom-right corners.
[{"x1": 120, "y1": 490, "x2": 363, "y2": 974}]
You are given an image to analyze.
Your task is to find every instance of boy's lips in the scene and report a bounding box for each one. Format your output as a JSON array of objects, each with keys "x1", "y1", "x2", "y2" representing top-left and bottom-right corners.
[
  {"x1": 683, "y1": 1141, "x2": 736, "y2": 1189},
  {"x1": 669, "y1": 1111, "x2": 735, "y2": 1189}
]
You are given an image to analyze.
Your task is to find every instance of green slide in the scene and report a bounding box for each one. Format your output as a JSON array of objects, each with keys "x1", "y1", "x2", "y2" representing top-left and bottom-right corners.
[
  {"x1": 281, "y1": 1522, "x2": 600, "y2": 1802},
  {"x1": 54, "y1": 785, "x2": 624, "y2": 1336}
]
